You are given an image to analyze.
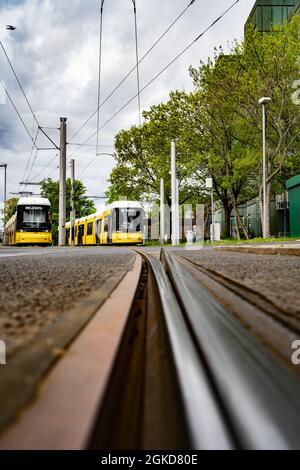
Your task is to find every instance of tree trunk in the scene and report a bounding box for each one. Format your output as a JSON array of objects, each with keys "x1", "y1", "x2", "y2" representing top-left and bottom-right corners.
[
  {"x1": 230, "y1": 190, "x2": 249, "y2": 240},
  {"x1": 233, "y1": 206, "x2": 241, "y2": 240},
  {"x1": 223, "y1": 204, "x2": 231, "y2": 239}
]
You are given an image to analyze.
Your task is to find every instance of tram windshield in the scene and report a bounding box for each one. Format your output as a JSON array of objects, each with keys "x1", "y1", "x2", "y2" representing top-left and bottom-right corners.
[
  {"x1": 17, "y1": 205, "x2": 51, "y2": 231},
  {"x1": 113, "y1": 208, "x2": 143, "y2": 233}
]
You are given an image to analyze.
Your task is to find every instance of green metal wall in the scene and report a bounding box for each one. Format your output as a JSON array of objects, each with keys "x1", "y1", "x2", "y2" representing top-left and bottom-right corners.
[
  {"x1": 286, "y1": 175, "x2": 300, "y2": 237},
  {"x1": 215, "y1": 196, "x2": 289, "y2": 239},
  {"x1": 246, "y1": 0, "x2": 297, "y2": 32},
  {"x1": 289, "y1": 0, "x2": 300, "y2": 16}
]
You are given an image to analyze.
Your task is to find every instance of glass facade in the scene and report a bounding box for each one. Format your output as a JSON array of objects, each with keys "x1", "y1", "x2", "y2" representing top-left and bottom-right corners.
[{"x1": 245, "y1": 0, "x2": 297, "y2": 33}]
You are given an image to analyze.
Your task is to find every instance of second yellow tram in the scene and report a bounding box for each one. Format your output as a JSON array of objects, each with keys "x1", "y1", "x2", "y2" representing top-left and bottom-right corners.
[{"x1": 65, "y1": 201, "x2": 144, "y2": 246}]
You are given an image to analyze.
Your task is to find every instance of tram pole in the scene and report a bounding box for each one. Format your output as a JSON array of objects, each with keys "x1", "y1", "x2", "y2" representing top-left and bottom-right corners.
[
  {"x1": 160, "y1": 177, "x2": 165, "y2": 245},
  {"x1": 70, "y1": 158, "x2": 75, "y2": 247},
  {"x1": 176, "y1": 177, "x2": 180, "y2": 243},
  {"x1": 171, "y1": 140, "x2": 177, "y2": 246},
  {"x1": 58, "y1": 117, "x2": 67, "y2": 246},
  {"x1": 0, "y1": 164, "x2": 7, "y2": 245}
]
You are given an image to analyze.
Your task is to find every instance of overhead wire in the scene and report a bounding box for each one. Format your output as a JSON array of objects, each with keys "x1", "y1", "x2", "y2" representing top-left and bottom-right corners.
[
  {"x1": 96, "y1": 0, "x2": 105, "y2": 157},
  {"x1": 26, "y1": 147, "x2": 39, "y2": 182},
  {"x1": 0, "y1": 39, "x2": 59, "y2": 184},
  {"x1": 0, "y1": 80, "x2": 38, "y2": 147},
  {"x1": 75, "y1": 0, "x2": 241, "y2": 177},
  {"x1": 68, "y1": 0, "x2": 198, "y2": 143},
  {"x1": 132, "y1": 0, "x2": 141, "y2": 126},
  {"x1": 31, "y1": 153, "x2": 59, "y2": 182},
  {"x1": 0, "y1": 40, "x2": 40, "y2": 128},
  {"x1": 20, "y1": 127, "x2": 40, "y2": 185}
]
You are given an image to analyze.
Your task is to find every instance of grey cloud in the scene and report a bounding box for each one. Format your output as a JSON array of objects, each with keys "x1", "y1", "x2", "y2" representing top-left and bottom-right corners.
[{"x1": 0, "y1": 0, "x2": 254, "y2": 209}]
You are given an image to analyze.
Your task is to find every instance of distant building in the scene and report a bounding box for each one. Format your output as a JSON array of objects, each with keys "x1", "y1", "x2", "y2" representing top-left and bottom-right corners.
[
  {"x1": 290, "y1": 0, "x2": 300, "y2": 16},
  {"x1": 245, "y1": 0, "x2": 298, "y2": 33}
]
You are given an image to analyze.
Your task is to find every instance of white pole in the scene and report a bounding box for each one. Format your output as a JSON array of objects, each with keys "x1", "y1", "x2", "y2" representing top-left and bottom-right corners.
[
  {"x1": 70, "y1": 159, "x2": 75, "y2": 247},
  {"x1": 160, "y1": 177, "x2": 165, "y2": 245},
  {"x1": 262, "y1": 103, "x2": 267, "y2": 239},
  {"x1": 171, "y1": 140, "x2": 177, "y2": 246},
  {"x1": 176, "y1": 177, "x2": 180, "y2": 243},
  {"x1": 2, "y1": 164, "x2": 7, "y2": 246},
  {"x1": 58, "y1": 117, "x2": 67, "y2": 246},
  {"x1": 211, "y1": 186, "x2": 214, "y2": 243}
]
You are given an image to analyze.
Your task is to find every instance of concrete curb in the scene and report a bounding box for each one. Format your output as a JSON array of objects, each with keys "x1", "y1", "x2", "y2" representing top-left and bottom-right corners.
[
  {"x1": 214, "y1": 245, "x2": 300, "y2": 257},
  {"x1": 0, "y1": 254, "x2": 142, "y2": 450}
]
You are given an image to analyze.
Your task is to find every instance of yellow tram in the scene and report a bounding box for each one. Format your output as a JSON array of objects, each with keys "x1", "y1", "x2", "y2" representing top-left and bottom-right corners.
[
  {"x1": 5, "y1": 197, "x2": 52, "y2": 246},
  {"x1": 65, "y1": 201, "x2": 144, "y2": 246}
]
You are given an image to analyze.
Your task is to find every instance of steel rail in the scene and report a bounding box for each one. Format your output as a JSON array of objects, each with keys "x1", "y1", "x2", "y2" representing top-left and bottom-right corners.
[
  {"x1": 138, "y1": 250, "x2": 235, "y2": 450},
  {"x1": 162, "y1": 249, "x2": 300, "y2": 450}
]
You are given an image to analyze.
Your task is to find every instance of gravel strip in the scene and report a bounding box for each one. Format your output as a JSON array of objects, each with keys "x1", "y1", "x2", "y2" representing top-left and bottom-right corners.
[
  {"x1": 0, "y1": 250, "x2": 134, "y2": 356},
  {"x1": 178, "y1": 251, "x2": 300, "y2": 317}
]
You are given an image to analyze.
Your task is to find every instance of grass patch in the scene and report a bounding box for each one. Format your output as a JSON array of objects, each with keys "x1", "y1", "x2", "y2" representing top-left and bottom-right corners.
[
  {"x1": 207, "y1": 236, "x2": 300, "y2": 246},
  {"x1": 144, "y1": 237, "x2": 299, "y2": 247}
]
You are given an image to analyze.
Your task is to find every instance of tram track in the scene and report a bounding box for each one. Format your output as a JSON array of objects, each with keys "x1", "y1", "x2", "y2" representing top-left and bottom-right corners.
[
  {"x1": 1, "y1": 249, "x2": 300, "y2": 449},
  {"x1": 160, "y1": 250, "x2": 300, "y2": 449}
]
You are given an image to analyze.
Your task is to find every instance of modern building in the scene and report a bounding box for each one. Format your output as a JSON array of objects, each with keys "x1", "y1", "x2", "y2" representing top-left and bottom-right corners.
[
  {"x1": 245, "y1": 0, "x2": 298, "y2": 33},
  {"x1": 286, "y1": 175, "x2": 300, "y2": 237},
  {"x1": 214, "y1": 193, "x2": 290, "y2": 239},
  {"x1": 290, "y1": 0, "x2": 300, "y2": 16}
]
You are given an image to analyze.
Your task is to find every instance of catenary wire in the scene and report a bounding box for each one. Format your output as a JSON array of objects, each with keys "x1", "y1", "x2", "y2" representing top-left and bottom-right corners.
[
  {"x1": 96, "y1": 0, "x2": 105, "y2": 157},
  {"x1": 0, "y1": 40, "x2": 40, "y2": 128},
  {"x1": 0, "y1": 80, "x2": 38, "y2": 147},
  {"x1": 132, "y1": 0, "x2": 141, "y2": 126},
  {"x1": 76, "y1": 0, "x2": 240, "y2": 176},
  {"x1": 21, "y1": 127, "x2": 40, "y2": 185},
  {"x1": 68, "y1": 0, "x2": 198, "y2": 143},
  {"x1": 31, "y1": 153, "x2": 59, "y2": 181}
]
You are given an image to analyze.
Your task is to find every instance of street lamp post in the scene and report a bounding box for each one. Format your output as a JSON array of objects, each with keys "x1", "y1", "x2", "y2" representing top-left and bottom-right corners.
[
  {"x1": 258, "y1": 97, "x2": 271, "y2": 239},
  {"x1": 206, "y1": 177, "x2": 214, "y2": 242},
  {"x1": 0, "y1": 163, "x2": 7, "y2": 245}
]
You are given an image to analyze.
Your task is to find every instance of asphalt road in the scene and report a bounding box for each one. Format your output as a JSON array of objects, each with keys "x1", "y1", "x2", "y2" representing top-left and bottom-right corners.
[
  {"x1": 0, "y1": 246, "x2": 135, "y2": 357},
  {"x1": 177, "y1": 249, "x2": 300, "y2": 316}
]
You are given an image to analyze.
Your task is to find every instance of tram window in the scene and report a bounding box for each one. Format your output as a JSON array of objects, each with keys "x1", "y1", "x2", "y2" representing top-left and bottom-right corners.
[
  {"x1": 96, "y1": 220, "x2": 101, "y2": 236},
  {"x1": 17, "y1": 205, "x2": 51, "y2": 230},
  {"x1": 23, "y1": 206, "x2": 46, "y2": 223},
  {"x1": 103, "y1": 218, "x2": 108, "y2": 232},
  {"x1": 114, "y1": 208, "x2": 142, "y2": 232},
  {"x1": 87, "y1": 222, "x2": 93, "y2": 235}
]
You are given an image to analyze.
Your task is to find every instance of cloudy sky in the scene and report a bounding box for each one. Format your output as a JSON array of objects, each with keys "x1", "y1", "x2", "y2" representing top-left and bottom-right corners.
[{"x1": 0, "y1": 0, "x2": 254, "y2": 217}]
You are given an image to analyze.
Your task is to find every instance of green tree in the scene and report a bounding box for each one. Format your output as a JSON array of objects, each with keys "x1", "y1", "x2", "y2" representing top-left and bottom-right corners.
[
  {"x1": 107, "y1": 92, "x2": 207, "y2": 207},
  {"x1": 233, "y1": 19, "x2": 300, "y2": 236},
  {"x1": 2, "y1": 197, "x2": 19, "y2": 224},
  {"x1": 41, "y1": 178, "x2": 96, "y2": 244},
  {"x1": 188, "y1": 53, "x2": 259, "y2": 238},
  {"x1": 107, "y1": 18, "x2": 300, "y2": 239}
]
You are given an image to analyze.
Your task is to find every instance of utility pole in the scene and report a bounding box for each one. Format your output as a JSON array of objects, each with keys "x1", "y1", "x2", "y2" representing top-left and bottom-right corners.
[
  {"x1": 211, "y1": 185, "x2": 214, "y2": 243},
  {"x1": 206, "y1": 177, "x2": 214, "y2": 242},
  {"x1": 70, "y1": 159, "x2": 75, "y2": 247},
  {"x1": 171, "y1": 140, "x2": 178, "y2": 246},
  {"x1": 259, "y1": 97, "x2": 271, "y2": 239},
  {"x1": 58, "y1": 117, "x2": 67, "y2": 246},
  {"x1": 160, "y1": 177, "x2": 165, "y2": 245},
  {"x1": 0, "y1": 164, "x2": 7, "y2": 245},
  {"x1": 176, "y1": 178, "x2": 180, "y2": 243}
]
